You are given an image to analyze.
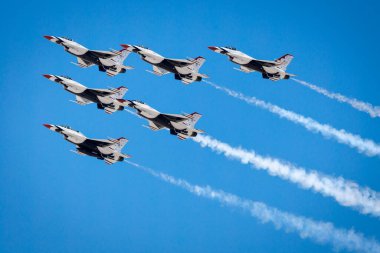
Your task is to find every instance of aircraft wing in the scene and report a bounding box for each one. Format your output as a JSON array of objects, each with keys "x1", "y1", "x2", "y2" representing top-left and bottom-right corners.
[
  {"x1": 88, "y1": 88, "x2": 116, "y2": 96},
  {"x1": 161, "y1": 113, "x2": 189, "y2": 122},
  {"x1": 251, "y1": 59, "x2": 278, "y2": 67},
  {"x1": 234, "y1": 65, "x2": 256, "y2": 73},
  {"x1": 89, "y1": 50, "x2": 118, "y2": 59},
  {"x1": 75, "y1": 95, "x2": 92, "y2": 105},
  {"x1": 86, "y1": 137, "x2": 129, "y2": 150},
  {"x1": 85, "y1": 138, "x2": 114, "y2": 146},
  {"x1": 166, "y1": 58, "x2": 194, "y2": 67},
  {"x1": 146, "y1": 65, "x2": 170, "y2": 76}
]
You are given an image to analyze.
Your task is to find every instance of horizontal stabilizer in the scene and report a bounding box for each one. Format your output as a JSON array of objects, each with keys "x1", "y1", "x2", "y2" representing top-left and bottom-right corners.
[
  {"x1": 193, "y1": 72, "x2": 209, "y2": 78},
  {"x1": 194, "y1": 129, "x2": 205, "y2": 134},
  {"x1": 104, "y1": 152, "x2": 131, "y2": 165},
  {"x1": 116, "y1": 152, "x2": 132, "y2": 159},
  {"x1": 104, "y1": 107, "x2": 118, "y2": 114},
  {"x1": 177, "y1": 134, "x2": 189, "y2": 140},
  {"x1": 122, "y1": 65, "x2": 134, "y2": 70}
]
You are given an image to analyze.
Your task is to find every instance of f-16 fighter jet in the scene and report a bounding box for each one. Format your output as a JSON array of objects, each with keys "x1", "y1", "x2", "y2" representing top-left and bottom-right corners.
[
  {"x1": 118, "y1": 99, "x2": 204, "y2": 140},
  {"x1": 43, "y1": 74, "x2": 128, "y2": 114},
  {"x1": 121, "y1": 44, "x2": 208, "y2": 84},
  {"x1": 208, "y1": 46, "x2": 294, "y2": 81},
  {"x1": 43, "y1": 124, "x2": 131, "y2": 164},
  {"x1": 43, "y1": 35, "x2": 133, "y2": 77}
]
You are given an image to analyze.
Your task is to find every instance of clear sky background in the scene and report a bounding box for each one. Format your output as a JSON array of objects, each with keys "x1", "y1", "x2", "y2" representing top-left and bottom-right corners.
[{"x1": 1, "y1": 1, "x2": 380, "y2": 252}]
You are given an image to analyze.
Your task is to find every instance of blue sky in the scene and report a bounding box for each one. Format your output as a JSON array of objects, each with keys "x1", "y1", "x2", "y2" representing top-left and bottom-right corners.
[{"x1": 1, "y1": 0, "x2": 380, "y2": 252}]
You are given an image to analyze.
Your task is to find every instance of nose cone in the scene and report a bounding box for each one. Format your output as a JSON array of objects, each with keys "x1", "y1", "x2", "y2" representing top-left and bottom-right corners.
[
  {"x1": 120, "y1": 44, "x2": 134, "y2": 51},
  {"x1": 43, "y1": 74, "x2": 53, "y2": 79},
  {"x1": 208, "y1": 46, "x2": 219, "y2": 51},
  {"x1": 43, "y1": 35, "x2": 54, "y2": 41},
  {"x1": 43, "y1": 123, "x2": 53, "y2": 129}
]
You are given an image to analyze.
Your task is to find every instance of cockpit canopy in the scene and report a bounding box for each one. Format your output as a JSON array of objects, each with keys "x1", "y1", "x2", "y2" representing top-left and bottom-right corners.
[
  {"x1": 137, "y1": 45, "x2": 149, "y2": 49},
  {"x1": 61, "y1": 125, "x2": 81, "y2": 133},
  {"x1": 61, "y1": 37, "x2": 73, "y2": 41},
  {"x1": 134, "y1": 100, "x2": 145, "y2": 104},
  {"x1": 61, "y1": 75, "x2": 72, "y2": 80},
  {"x1": 225, "y1": 46, "x2": 237, "y2": 50}
]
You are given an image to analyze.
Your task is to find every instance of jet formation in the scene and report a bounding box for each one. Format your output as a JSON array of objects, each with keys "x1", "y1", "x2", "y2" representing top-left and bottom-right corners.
[
  {"x1": 43, "y1": 124, "x2": 131, "y2": 164},
  {"x1": 118, "y1": 99, "x2": 203, "y2": 140},
  {"x1": 121, "y1": 44, "x2": 208, "y2": 84},
  {"x1": 44, "y1": 36, "x2": 133, "y2": 77},
  {"x1": 208, "y1": 46, "x2": 294, "y2": 81},
  {"x1": 43, "y1": 74, "x2": 128, "y2": 114},
  {"x1": 43, "y1": 36, "x2": 294, "y2": 164}
]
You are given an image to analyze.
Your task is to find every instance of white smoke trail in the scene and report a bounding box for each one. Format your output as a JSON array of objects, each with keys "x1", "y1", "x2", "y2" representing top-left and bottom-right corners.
[
  {"x1": 203, "y1": 80, "x2": 380, "y2": 157},
  {"x1": 126, "y1": 160, "x2": 380, "y2": 253},
  {"x1": 292, "y1": 78, "x2": 380, "y2": 118},
  {"x1": 193, "y1": 134, "x2": 380, "y2": 218}
]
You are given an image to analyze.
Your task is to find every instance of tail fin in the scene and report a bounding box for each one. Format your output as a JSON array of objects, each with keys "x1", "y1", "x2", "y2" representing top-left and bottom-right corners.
[
  {"x1": 190, "y1": 57, "x2": 206, "y2": 72},
  {"x1": 108, "y1": 137, "x2": 128, "y2": 152},
  {"x1": 111, "y1": 86, "x2": 128, "y2": 99},
  {"x1": 184, "y1": 112, "x2": 202, "y2": 128},
  {"x1": 275, "y1": 54, "x2": 293, "y2": 71},
  {"x1": 112, "y1": 49, "x2": 131, "y2": 65}
]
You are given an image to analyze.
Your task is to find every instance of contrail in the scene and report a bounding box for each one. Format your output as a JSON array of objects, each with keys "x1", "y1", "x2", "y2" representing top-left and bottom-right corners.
[
  {"x1": 203, "y1": 80, "x2": 380, "y2": 157},
  {"x1": 292, "y1": 78, "x2": 380, "y2": 118},
  {"x1": 126, "y1": 160, "x2": 380, "y2": 253},
  {"x1": 193, "y1": 134, "x2": 380, "y2": 218}
]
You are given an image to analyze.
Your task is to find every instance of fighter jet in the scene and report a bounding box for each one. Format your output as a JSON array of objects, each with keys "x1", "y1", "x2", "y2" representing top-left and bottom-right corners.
[
  {"x1": 118, "y1": 99, "x2": 204, "y2": 140},
  {"x1": 43, "y1": 124, "x2": 131, "y2": 164},
  {"x1": 121, "y1": 44, "x2": 208, "y2": 84},
  {"x1": 43, "y1": 35, "x2": 133, "y2": 77},
  {"x1": 43, "y1": 74, "x2": 128, "y2": 114},
  {"x1": 208, "y1": 46, "x2": 294, "y2": 81}
]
